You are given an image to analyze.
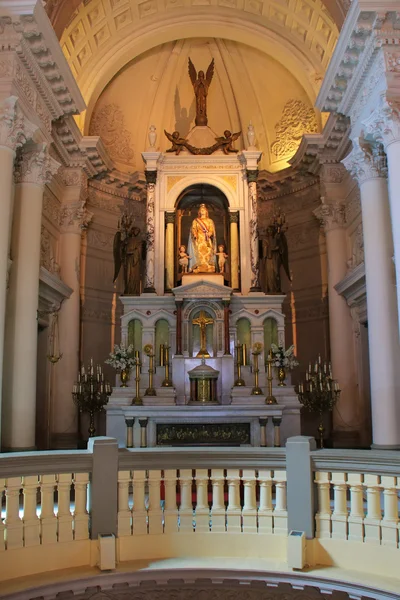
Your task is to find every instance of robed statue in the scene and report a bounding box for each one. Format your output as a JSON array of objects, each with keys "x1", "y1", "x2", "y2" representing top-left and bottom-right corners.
[
  {"x1": 188, "y1": 57, "x2": 215, "y2": 127},
  {"x1": 262, "y1": 218, "x2": 291, "y2": 294},
  {"x1": 188, "y1": 203, "x2": 217, "y2": 273},
  {"x1": 113, "y1": 214, "x2": 143, "y2": 295}
]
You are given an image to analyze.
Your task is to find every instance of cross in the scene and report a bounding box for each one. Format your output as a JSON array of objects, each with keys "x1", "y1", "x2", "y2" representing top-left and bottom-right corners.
[{"x1": 192, "y1": 310, "x2": 214, "y2": 357}]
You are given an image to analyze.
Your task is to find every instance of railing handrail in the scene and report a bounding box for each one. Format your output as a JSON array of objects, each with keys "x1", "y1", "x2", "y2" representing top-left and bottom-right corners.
[
  {"x1": 311, "y1": 448, "x2": 400, "y2": 476},
  {"x1": 118, "y1": 446, "x2": 287, "y2": 471},
  {"x1": 0, "y1": 449, "x2": 93, "y2": 478}
]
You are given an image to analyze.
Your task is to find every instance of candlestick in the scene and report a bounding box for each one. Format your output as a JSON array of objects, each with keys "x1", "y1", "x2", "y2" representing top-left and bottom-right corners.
[
  {"x1": 234, "y1": 343, "x2": 245, "y2": 386},
  {"x1": 132, "y1": 354, "x2": 142, "y2": 405},
  {"x1": 161, "y1": 345, "x2": 173, "y2": 387},
  {"x1": 72, "y1": 357, "x2": 112, "y2": 437},
  {"x1": 144, "y1": 344, "x2": 156, "y2": 396},
  {"x1": 265, "y1": 349, "x2": 277, "y2": 405}
]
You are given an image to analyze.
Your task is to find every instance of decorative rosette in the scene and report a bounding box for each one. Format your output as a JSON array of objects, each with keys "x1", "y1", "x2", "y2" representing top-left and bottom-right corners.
[
  {"x1": 252, "y1": 342, "x2": 263, "y2": 355},
  {"x1": 143, "y1": 344, "x2": 153, "y2": 356}
]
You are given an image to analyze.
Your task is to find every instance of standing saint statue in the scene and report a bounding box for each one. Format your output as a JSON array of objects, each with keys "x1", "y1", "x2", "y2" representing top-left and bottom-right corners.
[
  {"x1": 188, "y1": 203, "x2": 217, "y2": 273},
  {"x1": 188, "y1": 57, "x2": 215, "y2": 127},
  {"x1": 262, "y1": 216, "x2": 291, "y2": 294},
  {"x1": 113, "y1": 214, "x2": 143, "y2": 295}
]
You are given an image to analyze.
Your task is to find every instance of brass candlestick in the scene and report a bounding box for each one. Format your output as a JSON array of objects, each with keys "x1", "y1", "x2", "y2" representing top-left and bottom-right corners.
[
  {"x1": 72, "y1": 358, "x2": 111, "y2": 437},
  {"x1": 162, "y1": 344, "x2": 173, "y2": 387},
  {"x1": 265, "y1": 349, "x2": 277, "y2": 405},
  {"x1": 234, "y1": 343, "x2": 245, "y2": 386},
  {"x1": 251, "y1": 342, "x2": 263, "y2": 395},
  {"x1": 144, "y1": 344, "x2": 156, "y2": 396},
  {"x1": 132, "y1": 351, "x2": 142, "y2": 405}
]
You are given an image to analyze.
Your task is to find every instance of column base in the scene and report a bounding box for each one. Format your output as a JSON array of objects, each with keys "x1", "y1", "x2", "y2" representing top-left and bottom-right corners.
[
  {"x1": 249, "y1": 286, "x2": 262, "y2": 293},
  {"x1": 371, "y1": 443, "x2": 400, "y2": 450},
  {"x1": 144, "y1": 287, "x2": 156, "y2": 294},
  {"x1": 1, "y1": 445, "x2": 36, "y2": 452}
]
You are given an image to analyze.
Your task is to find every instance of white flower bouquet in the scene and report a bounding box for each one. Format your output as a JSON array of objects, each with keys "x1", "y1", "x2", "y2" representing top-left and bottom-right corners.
[
  {"x1": 105, "y1": 344, "x2": 136, "y2": 371},
  {"x1": 270, "y1": 343, "x2": 299, "y2": 370}
]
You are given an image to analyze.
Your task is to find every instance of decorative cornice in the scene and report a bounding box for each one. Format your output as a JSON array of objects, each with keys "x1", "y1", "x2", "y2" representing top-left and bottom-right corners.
[
  {"x1": 15, "y1": 142, "x2": 60, "y2": 186},
  {"x1": 342, "y1": 138, "x2": 387, "y2": 184},
  {"x1": 0, "y1": 95, "x2": 37, "y2": 152},
  {"x1": 313, "y1": 201, "x2": 346, "y2": 232},
  {"x1": 363, "y1": 94, "x2": 400, "y2": 149}
]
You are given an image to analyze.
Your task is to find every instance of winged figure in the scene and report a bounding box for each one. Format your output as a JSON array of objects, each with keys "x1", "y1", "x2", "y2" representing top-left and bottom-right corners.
[
  {"x1": 188, "y1": 57, "x2": 215, "y2": 126},
  {"x1": 113, "y1": 216, "x2": 142, "y2": 295},
  {"x1": 164, "y1": 130, "x2": 188, "y2": 155},
  {"x1": 214, "y1": 130, "x2": 241, "y2": 154}
]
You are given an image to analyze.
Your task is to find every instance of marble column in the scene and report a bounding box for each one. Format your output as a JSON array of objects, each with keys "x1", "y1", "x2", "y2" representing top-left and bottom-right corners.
[
  {"x1": 364, "y1": 97, "x2": 400, "y2": 334},
  {"x1": 176, "y1": 300, "x2": 183, "y2": 356},
  {"x1": 2, "y1": 143, "x2": 59, "y2": 450},
  {"x1": 247, "y1": 170, "x2": 261, "y2": 292},
  {"x1": 53, "y1": 195, "x2": 92, "y2": 448},
  {"x1": 343, "y1": 139, "x2": 400, "y2": 448},
  {"x1": 314, "y1": 198, "x2": 358, "y2": 441},
  {"x1": 0, "y1": 97, "x2": 36, "y2": 448},
  {"x1": 144, "y1": 170, "x2": 157, "y2": 293},
  {"x1": 223, "y1": 300, "x2": 230, "y2": 355},
  {"x1": 229, "y1": 211, "x2": 239, "y2": 291},
  {"x1": 165, "y1": 211, "x2": 175, "y2": 291}
]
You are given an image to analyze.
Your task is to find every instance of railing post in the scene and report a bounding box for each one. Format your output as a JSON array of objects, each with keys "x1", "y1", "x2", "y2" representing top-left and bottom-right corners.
[
  {"x1": 87, "y1": 436, "x2": 118, "y2": 539},
  {"x1": 286, "y1": 436, "x2": 316, "y2": 538}
]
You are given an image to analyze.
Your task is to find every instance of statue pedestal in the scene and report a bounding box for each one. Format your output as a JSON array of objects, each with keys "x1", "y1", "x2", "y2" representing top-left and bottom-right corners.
[{"x1": 182, "y1": 273, "x2": 224, "y2": 286}]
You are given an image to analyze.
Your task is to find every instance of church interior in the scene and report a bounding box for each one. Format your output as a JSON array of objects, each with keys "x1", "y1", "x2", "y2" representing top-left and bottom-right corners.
[{"x1": 1, "y1": 0, "x2": 400, "y2": 598}]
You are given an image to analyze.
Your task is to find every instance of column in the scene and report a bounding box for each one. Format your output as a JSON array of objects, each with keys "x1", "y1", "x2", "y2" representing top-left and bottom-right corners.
[
  {"x1": 53, "y1": 192, "x2": 92, "y2": 448},
  {"x1": 314, "y1": 184, "x2": 359, "y2": 442},
  {"x1": 0, "y1": 97, "x2": 36, "y2": 449},
  {"x1": 229, "y1": 211, "x2": 239, "y2": 291},
  {"x1": 223, "y1": 300, "x2": 230, "y2": 355},
  {"x1": 343, "y1": 138, "x2": 400, "y2": 448},
  {"x1": 165, "y1": 211, "x2": 175, "y2": 291},
  {"x1": 2, "y1": 143, "x2": 59, "y2": 450},
  {"x1": 144, "y1": 170, "x2": 157, "y2": 293},
  {"x1": 247, "y1": 169, "x2": 261, "y2": 291},
  {"x1": 175, "y1": 300, "x2": 183, "y2": 355}
]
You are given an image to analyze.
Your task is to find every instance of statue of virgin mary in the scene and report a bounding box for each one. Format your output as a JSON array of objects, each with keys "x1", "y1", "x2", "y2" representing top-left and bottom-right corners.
[{"x1": 188, "y1": 203, "x2": 217, "y2": 273}]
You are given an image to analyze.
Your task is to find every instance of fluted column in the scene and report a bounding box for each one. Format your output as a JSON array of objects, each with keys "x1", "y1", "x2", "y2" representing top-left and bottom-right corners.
[
  {"x1": 343, "y1": 139, "x2": 400, "y2": 448},
  {"x1": 247, "y1": 169, "x2": 261, "y2": 291},
  {"x1": 2, "y1": 143, "x2": 59, "y2": 450},
  {"x1": 0, "y1": 97, "x2": 36, "y2": 449},
  {"x1": 364, "y1": 96, "x2": 400, "y2": 333},
  {"x1": 229, "y1": 211, "x2": 239, "y2": 291},
  {"x1": 314, "y1": 193, "x2": 358, "y2": 441},
  {"x1": 53, "y1": 190, "x2": 92, "y2": 448},
  {"x1": 165, "y1": 211, "x2": 175, "y2": 291},
  {"x1": 144, "y1": 170, "x2": 157, "y2": 293}
]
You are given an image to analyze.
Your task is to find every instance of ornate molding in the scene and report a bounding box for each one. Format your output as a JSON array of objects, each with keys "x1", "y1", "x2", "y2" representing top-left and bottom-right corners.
[
  {"x1": 271, "y1": 99, "x2": 318, "y2": 159},
  {"x1": 363, "y1": 94, "x2": 400, "y2": 150},
  {"x1": 314, "y1": 202, "x2": 346, "y2": 232},
  {"x1": 14, "y1": 143, "x2": 60, "y2": 186},
  {"x1": 89, "y1": 103, "x2": 134, "y2": 165},
  {"x1": 60, "y1": 200, "x2": 93, "y2": 233},
  {"x1": 0, "y1": 96, "x2": 37, "y2": 152},
  {"x1": 342, "y1": 139, "x2": 387, "y2": 185}
]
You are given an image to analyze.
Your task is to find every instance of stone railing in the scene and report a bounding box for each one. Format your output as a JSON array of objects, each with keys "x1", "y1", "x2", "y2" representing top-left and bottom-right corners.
[{"x1": 1, "y1": 438, "x2": 400, "y2": 598}]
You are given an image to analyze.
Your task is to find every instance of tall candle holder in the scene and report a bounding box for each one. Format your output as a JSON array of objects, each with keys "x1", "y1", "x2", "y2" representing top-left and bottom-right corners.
[
  {"x1": 234, "y1": 343, "x2": 245, "y2": 386},
  {"x1": 72, "y1": 358, "x2": 111, "y2": 437},
  {"x1": 144, "y1": 344, "x2": 156, "y2": 396},
  {"x1": 297, "y1": 355, "x2": 341, "y2": 448},
  {"x1": 161, "y1": 344, "x2": 173, "y2": 387},
  {"x1": 132, "y1": 351, "x2": 142, "y2": 405},
  {"x1": 251, "y1": 342, "x2": 263, "y2": 395},
  {"x1": 265, "y1": 349, "x2": 277, "y2": 405}
]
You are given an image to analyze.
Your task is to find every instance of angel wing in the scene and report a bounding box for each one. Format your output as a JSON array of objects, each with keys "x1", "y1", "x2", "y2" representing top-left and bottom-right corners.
[
  {"x1": 188, "y1": 57, "x2": 197, "y2": 86},
  {"x1": 164, "y1": 129, "x2": 175, "y2": 144},
  {"x1": 113, "y1": 230, "x2": 123, "y2": 283},
  {"x1": 279, "y1": 232, "x2": 291, "y2": 282},
  {"x1": 231, "y1": 131, "x2": 241, "y2": 142},
  {"x1": 206, "y1": 58, "x2": 215, "y2": 86}
]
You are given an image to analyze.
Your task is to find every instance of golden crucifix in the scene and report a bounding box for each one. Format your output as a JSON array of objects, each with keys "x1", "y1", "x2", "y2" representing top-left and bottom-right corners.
[{"x1": 192, "y1": 310, "x2": 214, "y2": 358}]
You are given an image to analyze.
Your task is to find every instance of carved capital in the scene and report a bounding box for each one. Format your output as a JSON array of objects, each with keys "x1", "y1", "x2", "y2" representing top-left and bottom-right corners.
[
  {"x1": 0, "y1": 96, "x2": 37, "y2": 153},
  {"x1": 314, "y1": 202, "x2": 346, "y2": 232},
  {"x1": 15, "y1": 143, "x2": 60, "y2": 186},
  {"x1": 246, "y1": 169, "x2": 258, "y2": 183},
  {"x1": 229, "y1": 211, "x2": 239, "y2": 224},
  {"x1": 319, "y1": 163, "x2": 347, "y2": 184},
  {"x1": 145, "y1": 170, "x2": 157, "y2": 185},
  {"x1": 363, "y1": 95, "x2": 400, "y2": 149},
  {"x1": 60, "y1": 200, "x2": 93, "y2": 233},
  {"x1": 342, "y1": 138, "x2": 387, "y2": 184},
  {"x1": 165, "y1": 211, "x2": 175, "y2": 225}
]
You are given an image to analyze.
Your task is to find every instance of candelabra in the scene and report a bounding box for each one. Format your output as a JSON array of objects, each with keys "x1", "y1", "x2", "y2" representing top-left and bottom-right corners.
[
  {"x1": 132, "y1": 350, "x2": 142, "y2": 405},
  {"x1": 297, "y1": 355, "x2": 341, "y2": 448},
  {"x1": 72, "y1": 358, "x2": 111, "y2": 437},
  {"x1": 161, "y1": 344, "x2": 173, "y2": 387},
  {"x1": 265, "y1": 349, "x2": 277, "y2": 405},
  {"x1": 251, "y1": 343, "x2": 263, "y2": 395},
  {"x1": 234, "y1": 343, "x2": 245, "y2": 386},
  {"x1": 144, "y1": 344, "x2": 156, "y2": 396}
]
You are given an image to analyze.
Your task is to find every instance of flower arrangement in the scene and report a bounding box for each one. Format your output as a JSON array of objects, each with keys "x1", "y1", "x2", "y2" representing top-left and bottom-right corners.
[
  {"x1": 105, "y1": 343, "x2": 137, "y2": 371},
  {"x1": 270, "y1": 343, "x2": 299, "y2": 370}
]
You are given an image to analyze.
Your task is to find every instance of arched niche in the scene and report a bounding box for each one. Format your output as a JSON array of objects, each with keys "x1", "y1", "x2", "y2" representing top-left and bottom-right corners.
[
  {"x1": 155, "y1": 319, "x2": 170, "y2": 366},
  {"x1": 264, "y1": 317, "x2": 278, "y2": 356},
  {"x1": 236, "y1": 317, "x2": 251, "y2": 365},
  {"x1": 191, "y1": 308, "x2": 214, "y2": 358},
  {"x1": 128, "y1": 319, "x2": 143, "y2": 351}
]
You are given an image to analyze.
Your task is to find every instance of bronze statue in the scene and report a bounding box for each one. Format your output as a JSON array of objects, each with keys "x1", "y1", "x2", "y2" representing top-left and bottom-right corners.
[
  {"x1": 164, "y1": 130, "x2": 188, "y2": 155},
  {"x1": 188, "y1": 57, "x2": 214, "y2": 126},
  {"x1": 164, "y1": 128, "x2": 241, "y2": 156},
  {"x1": 215, "y1": 130, "x2": 241, "y2": 154},
  {"x1": 262, "y1": 214, "x2": 291, "y2": 294},
  {"x1": 113, "y1": 214, "x2": 143, "y2": 295}
]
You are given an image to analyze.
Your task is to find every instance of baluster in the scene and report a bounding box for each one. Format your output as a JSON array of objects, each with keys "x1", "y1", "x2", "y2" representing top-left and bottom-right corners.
[
  {"x1": 210, "y1": 469, "x2": 225, "y2": 533},
  {"x1": 179, "y1": 469, "x2": 194, "y2": 532},
  {"x1": 347, "y1": 473, "x2": 364, "y2": 543},
  {"x1": 273, "y1": 470, "x2": 287, "y2": 535},
  {"x1": 5, "y1": 477, "x2": 23, "y2": 549},
  {"x1": 118, "y1": 471, "x2": 132, "y2": 536},
  {"x1": 58, "y1": 473, "x2": 73, "y2": 542},
  {"x1": 194, "y1": 469, "x2": 210, "y2": 533},
  {"x1": 381, "y1": 476, "x2": 398, "y2": 548},
  {"x1": 242, "y1": 469, "x2": 257, "y2": 533},
  {"x1": 148, "y1": 470, "x2": 163, "y2": 534},
  {"x1": 73, "y1": 473, "x2": 89, "y2": 540},
  {"x1": 258, "y1": 470, "x2": 273, "y2": 534},
  {"x1": 0, "y1": 479, "x2": 5, "y2": 551},
  {"x1": 22, "y1": 476, "x2": 40, "y2": 546},
  {"x1": 331, "y1": 472, "x2": 348, "y2": 540},
  {"x1": 40, "y1": 474, "x2": 57, "y2": 545},
  {"x1": 315, "y1": 471, "x2": 331, "y2": 539},
  {"x1": 132, "y1": 470, "x2": 147, "y2": 535},
  {"x1": 226, "y1": 469, "x2": 241, "y2": 533},
  {"x1": 163, "y1": 469, "x2": 178, "y2": 533},
  {"x1": 364, "y1": 474, "x2": 381, "y2": 545}
]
